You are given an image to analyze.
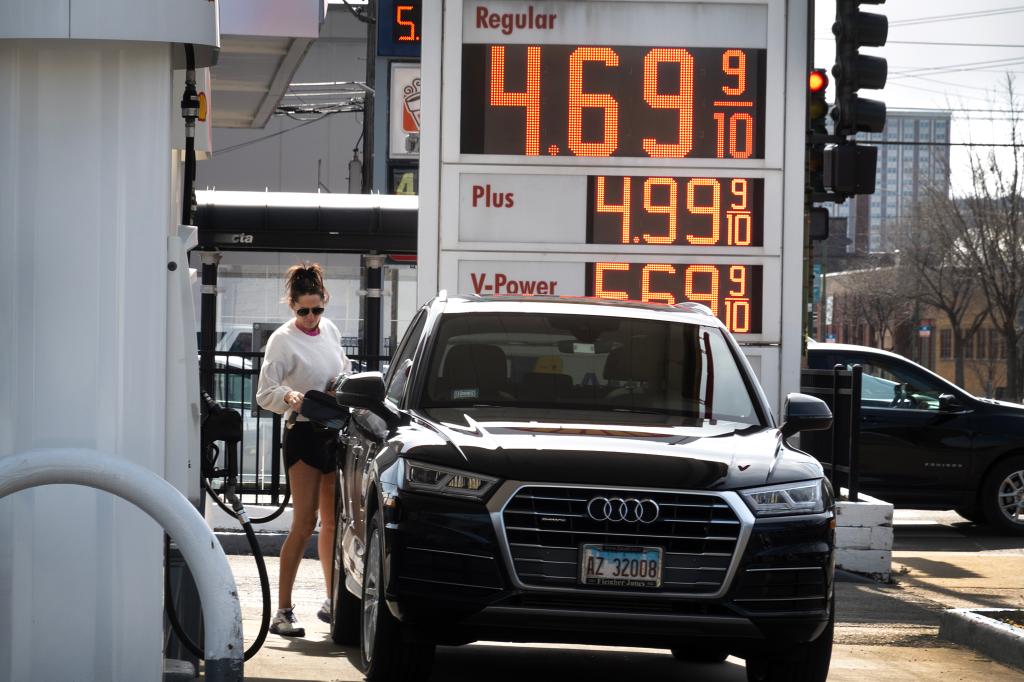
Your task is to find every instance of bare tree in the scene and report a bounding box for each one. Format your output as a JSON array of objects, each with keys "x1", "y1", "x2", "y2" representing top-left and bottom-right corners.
[
  {"x1": 934, "y1": 76, "x2": 1024, "y2": 400},
  {"x1": 840, "y1": 266, "x2": 913, "y2": 351},
  {"x1": 900, "y1": 199, "x2": 989, "y2": 387}
]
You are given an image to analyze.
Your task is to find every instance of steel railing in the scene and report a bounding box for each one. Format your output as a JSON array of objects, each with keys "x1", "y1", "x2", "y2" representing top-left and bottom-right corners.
[
  {"x1": 799, "y1": 365, "x2": 863, "y2": 501},
  {"x1": 203, "y1": 343, "x2": 390, "y2": 506}
]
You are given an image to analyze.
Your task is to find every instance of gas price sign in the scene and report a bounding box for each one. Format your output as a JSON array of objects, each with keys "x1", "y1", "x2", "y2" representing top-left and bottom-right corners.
[
  {"x1": 461, "y1": 44, "x2": 765, "y2": 159},
  {"x1": 424, "y1": 0, "x2": 794, "y2": 343},
  {"x1": 588, "y1": 176, "x2": 763, "y2": 247},
  {"x1": 588, "y1": 262, "x2": 763, "y2": 334}
]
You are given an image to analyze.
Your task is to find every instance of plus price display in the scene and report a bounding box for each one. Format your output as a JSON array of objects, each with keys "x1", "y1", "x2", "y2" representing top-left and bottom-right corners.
[
  {"x1": 588, "y1": 263, "x2": 763, "y2": 334},
  {"x1": 588, "y1": 176, "x2": 764, "y2": 247},
  {"x1": 461, "y1": 44, "x2": 766, "y2": 158}
]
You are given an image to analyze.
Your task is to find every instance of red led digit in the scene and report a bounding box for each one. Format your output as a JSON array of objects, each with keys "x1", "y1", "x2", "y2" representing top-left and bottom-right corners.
[
  {"x1": 730, "y1": 179, "x2": 748, "y2": 210},
  {"x1": 642, "y1": 177, "x2": 678, "y2": 245},
  {"x1": 729, "y1": 266, "x2": 747, "y2": 296},
  {"x1": 396, "y1": 5, "x2": 417, "y2": 42},
  {"x1": 685, "y1": 179, "x2": 721, "y2": 245},
  {"x1": 713, "y1": 112, "x2": 726, "y2": 159},
  {"x1": 728, "y1": 212, "x2": 752, "y2": 246},
  {"x1": 714, "y1": 112, "x2": 754, "y2": 160},
  {"x1": 725, "y1": 298, "x2": 751, "y2": 333},
  {"x1": 490, "y1": 45, "x2": 541, "y2": 156},
  {"x1": 722, "y1": 50, "x2": 747, "y2": 96},
  {"x1": 568, "y1": 47, "x2": 620, "y2": 157},
  {"x1": 594, "y1": 262, "x2": 630, "y2": 300},
  {"x1": 730, "y1": 113, "x2": 754, "y2": 159},
  {"x1": 641, "y1": 48, "x2": 694, "y2": 158},
  {"x1": 684, "y1": 265, "x2": 720, "y2": 316},
  {"x1": 641, "y1": 264, "x2": 676, "y2": 304},
  {"x1": 596, "y1": 176, "x2": 632, "y2": 244}
]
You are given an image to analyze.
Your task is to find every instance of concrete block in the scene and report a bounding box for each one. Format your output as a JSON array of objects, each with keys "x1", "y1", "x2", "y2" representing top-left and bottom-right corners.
[
  {"x1": 940, "y1": 608, "x2": 1024, "y2": 672},
  {"x1": 836, "y1": 526, "x2": 872, "y2": 550},
  {"x1": 870, "y1": 525, "x2": 894, "y2": 549},
  {"x1": 836, "y1": 548, "x2": 892, "y2": 579},
  {"x1": 835, "y1": 498, "x2": 894, "y2": 528}
]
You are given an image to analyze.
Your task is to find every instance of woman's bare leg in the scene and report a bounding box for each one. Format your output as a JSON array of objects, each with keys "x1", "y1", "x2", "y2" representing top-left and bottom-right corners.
[
  {"x1": 317, "y1": 472, "x2": 337, "y2": 599},
  {"x1": 279, "y1": 460, "x2": 321, "y2": 609}
]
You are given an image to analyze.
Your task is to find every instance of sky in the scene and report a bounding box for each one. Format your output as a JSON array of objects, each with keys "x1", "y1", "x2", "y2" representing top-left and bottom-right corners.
[{"x1": 813, "y1": 0, "x2": 1024, "y2": 193}]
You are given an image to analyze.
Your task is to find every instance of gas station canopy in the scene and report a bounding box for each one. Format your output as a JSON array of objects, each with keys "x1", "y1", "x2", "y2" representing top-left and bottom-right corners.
[{"x1": 214, "y1": 0, "x2": 327, "y2": 128}]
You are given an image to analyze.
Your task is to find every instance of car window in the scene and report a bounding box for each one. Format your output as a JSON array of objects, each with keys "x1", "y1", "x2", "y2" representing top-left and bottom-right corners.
[
  {"x1": 228, "y1": 332, "x2": 252, "y2": 353},
  {"x1": 385, "y1": 311, "x2": 427, "y2": 404},
  {"x1": 419, "y1": 312, "x2": 761, "y2": 425},
  {"x1": 839, "y1": 357, "x2": 947, "y2": 411}
]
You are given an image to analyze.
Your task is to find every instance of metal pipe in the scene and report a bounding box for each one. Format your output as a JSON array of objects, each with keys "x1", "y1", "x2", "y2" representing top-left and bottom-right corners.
[{"x1": 0, "y1": 450, "x2": 244, "y2": 681}]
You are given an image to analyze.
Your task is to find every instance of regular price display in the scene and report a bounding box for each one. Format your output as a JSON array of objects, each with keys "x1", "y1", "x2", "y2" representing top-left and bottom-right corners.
[
  {"x1": 587, "y1": 262, "x2": 763, "y2": 334},
  {"x1": 588, "y1": 176, "x2": 764, "y2": 247},
  {"x1": 461, "y1": 44, "x2": 766, "y2": 158}
]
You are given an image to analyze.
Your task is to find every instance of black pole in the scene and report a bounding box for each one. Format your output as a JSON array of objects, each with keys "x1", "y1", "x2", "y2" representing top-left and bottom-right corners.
[
  {"x1": 199, "y1": 251, "x2": 221, "y2": 397},
  {"x1": 363, "y1": 254, "x2": 385, "y2": 371},
  {"x1": 830, "y1": 364, "x2": 842, "y2": 491},
  {"x1": 849, "y1": 364, "x2": 863, "y2": 501}
]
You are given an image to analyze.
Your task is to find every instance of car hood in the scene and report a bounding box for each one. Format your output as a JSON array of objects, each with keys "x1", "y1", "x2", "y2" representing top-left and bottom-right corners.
[{"x1": 403, "y1": 407, "x2": 822, "y2": 490}]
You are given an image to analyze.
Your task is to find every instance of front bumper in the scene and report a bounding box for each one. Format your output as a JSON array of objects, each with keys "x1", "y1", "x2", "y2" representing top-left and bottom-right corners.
[{"x1": 381, "y1": 484, "x2": 834, "y2": 651}]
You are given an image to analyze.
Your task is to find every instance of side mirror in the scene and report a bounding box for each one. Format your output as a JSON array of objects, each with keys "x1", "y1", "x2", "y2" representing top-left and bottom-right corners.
[
  {"x1": 780, "y1": 393, "x2": 832, "y2": 439},
  {"x1": 335, "y1": 372, "x2": 400, "y2": 430},
  {"x1": 938, "y1": 393, "x2": 961, "y2": 411}
]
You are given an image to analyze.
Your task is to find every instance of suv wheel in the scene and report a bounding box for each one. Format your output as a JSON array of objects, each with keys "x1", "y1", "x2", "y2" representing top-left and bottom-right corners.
[
  {"x1": 329, "y1": 502, "x2": 360, "y2": 645},
  {"x1": 745, "y1": 597, "x2": 833, "y2": 682},
  {"x1": 982, "y1": 456, "x2": 1024, "y2": 535},
  {"x1": 359, "y1": 511, "x2": 434, "y2": 681}
]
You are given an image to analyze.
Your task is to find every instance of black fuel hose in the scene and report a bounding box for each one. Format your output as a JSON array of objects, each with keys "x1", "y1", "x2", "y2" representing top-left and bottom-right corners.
[{"x1": 164, "y1": 489, "x2": 272, "y2": 662}]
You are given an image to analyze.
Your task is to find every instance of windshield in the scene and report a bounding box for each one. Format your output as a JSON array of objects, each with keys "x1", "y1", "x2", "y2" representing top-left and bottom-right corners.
[{"x1": 419, "y1": 311, "x2": 762, "y2": 425}]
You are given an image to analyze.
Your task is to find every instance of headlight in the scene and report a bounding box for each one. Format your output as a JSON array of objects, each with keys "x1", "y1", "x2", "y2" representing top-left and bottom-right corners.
[
  {"x1": 402, "y1": 460, "x2": 499, "y2": 500},
  {"x1": 739, "y1": 480, "x2": 829, "y2": 517}
]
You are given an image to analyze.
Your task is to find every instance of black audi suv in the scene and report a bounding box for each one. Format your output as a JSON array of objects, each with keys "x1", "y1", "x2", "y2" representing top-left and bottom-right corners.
[{"x1": 323, "y1": 294, "x2": 836, "y2": 682}]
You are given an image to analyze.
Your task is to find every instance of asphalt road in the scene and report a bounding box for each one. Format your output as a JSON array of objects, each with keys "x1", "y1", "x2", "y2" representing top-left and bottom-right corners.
[{"x1": 225, "y1": 510, "x2": 1022, "y2": 681}]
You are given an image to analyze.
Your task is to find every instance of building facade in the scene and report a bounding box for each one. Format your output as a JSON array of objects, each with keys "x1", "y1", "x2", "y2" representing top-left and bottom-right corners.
[{"x1": 828, "y1": 109, "x2": 951, "y2": 254}]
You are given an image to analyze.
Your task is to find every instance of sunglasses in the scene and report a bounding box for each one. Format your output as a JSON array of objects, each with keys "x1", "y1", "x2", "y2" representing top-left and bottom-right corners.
[{"x1": 295, "y1": 306, "x2": 325, "y2": 317}]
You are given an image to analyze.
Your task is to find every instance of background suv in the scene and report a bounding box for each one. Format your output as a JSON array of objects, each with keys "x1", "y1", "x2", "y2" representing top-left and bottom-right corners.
[
  {"x1": 808, "y1": 341, "x2": 1024, "y2": 534},
  {"x1": 329, "y1": 295, "x2": 836, "y2": 682}
]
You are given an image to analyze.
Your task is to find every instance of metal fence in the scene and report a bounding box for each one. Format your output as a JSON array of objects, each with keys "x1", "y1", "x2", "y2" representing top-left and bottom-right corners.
[
  {"x1": 799, "y1": 365, "x2": 863, "y2": 501},
  {"x1": 205, "y1": 341, "x2": 390, "y2": 508}
]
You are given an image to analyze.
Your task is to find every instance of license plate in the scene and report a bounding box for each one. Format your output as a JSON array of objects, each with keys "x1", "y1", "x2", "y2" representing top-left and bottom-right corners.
[{"x1": 579, "y1": 544, "x2": 663, "y2": 588}]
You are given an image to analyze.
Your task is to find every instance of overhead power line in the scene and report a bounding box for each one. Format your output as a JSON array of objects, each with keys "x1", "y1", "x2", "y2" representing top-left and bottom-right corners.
[
  {"x1": 889, "y1": 6, "x2": 1024, "y2": 28},
  {"x1": 817, "y1": 37, "x2": 1024, "y2": 49}
]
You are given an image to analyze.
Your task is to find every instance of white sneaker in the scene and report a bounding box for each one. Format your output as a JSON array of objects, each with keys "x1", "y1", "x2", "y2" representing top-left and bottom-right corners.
[
  {"x1": 317, "y1": 598, "x2": 331, "y2": 623},
  {"x1": 270, "y1": 606, "x2": 305, "y2": 637}
]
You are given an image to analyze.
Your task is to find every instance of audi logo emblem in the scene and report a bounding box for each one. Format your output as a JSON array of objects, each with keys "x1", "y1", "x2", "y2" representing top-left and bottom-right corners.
[{"x1": 586, "y1": 497, "x2": 661, "y2": 523}]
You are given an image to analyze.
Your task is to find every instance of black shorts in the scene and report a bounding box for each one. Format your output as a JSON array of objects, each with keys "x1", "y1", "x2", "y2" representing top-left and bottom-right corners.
[{"x1": 284, "y1": 422, "x2": 340, "y2": 474}]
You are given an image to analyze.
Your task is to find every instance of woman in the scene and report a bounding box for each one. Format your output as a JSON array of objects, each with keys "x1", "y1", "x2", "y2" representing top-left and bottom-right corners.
[{"x1": 256, "y1": 263, "x2": 351, "y2": 637}]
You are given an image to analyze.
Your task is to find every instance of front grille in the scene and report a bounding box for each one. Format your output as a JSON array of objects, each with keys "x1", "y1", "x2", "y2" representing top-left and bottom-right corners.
[
  {"x1": 731, "y1": 565, "x2": 828, "y2": 613},
  {"x1": 502, "y1": 486, "x2": 742, "y2": 593}
]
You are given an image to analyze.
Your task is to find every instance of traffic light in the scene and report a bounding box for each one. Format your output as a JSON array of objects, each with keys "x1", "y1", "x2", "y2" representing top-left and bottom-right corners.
[
  {"x1": 831, "y1": 0, "x2": 888, "y2": 135},
  {"x1": 807, "y1": 69, "x2": 829, "y2": 196}
]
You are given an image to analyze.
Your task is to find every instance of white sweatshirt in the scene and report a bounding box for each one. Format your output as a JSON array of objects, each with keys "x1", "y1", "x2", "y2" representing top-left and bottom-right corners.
[{"x1": 256, "y1": 318, "x2": 351, "y2": 421}]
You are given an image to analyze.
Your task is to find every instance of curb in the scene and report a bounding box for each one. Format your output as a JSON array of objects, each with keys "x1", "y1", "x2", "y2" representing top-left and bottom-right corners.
[
  {"x1": 939, "y1": 608, "x2": 1024, "y2": 672},
  {"x1": 216, "y1": 530, "x2": 319, "y2": 559}
]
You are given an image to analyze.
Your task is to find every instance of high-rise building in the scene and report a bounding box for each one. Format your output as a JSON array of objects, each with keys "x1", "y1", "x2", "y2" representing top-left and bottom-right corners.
[{"x1": 829, "y1": 110, "x2": 951, "y2": 253}]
